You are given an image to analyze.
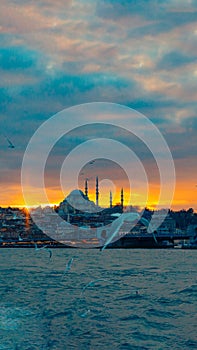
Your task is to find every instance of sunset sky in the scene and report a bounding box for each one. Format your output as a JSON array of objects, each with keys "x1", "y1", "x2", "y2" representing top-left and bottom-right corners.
[{"x1": 0, "y1": 0, "x2": 197, "y2": 211}]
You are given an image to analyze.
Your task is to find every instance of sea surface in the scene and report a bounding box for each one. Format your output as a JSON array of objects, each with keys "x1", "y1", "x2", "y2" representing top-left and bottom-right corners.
[{"x1": 0, "y1": 248, "x2": 196, "y2": 350}]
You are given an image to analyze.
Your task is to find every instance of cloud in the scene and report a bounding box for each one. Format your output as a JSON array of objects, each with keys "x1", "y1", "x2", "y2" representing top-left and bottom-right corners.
[
  {"x1": 96, "y1": 0, "x2": 166, "y2": 20},
  {"x1": 96, "y1": 0, "x2": 197, "y2": 43},
  {"x1": 0, "y1": 88, "x2": 13, "y2": 112},
  {"x1": 96, "y1": 0, "x2": 197, "y2": 23},
  {"x1": 157, "y1": 51, "x2": 197, "y2": 70},
  {"x1": 41, "y1": 72, "x2": 130, "y2": 95},
  {"x1": 0, "y1": 0, "x2": 196, "y2": 209},
  {"x1": 0, "y1": 46, "x2": 38, "y2": 70},
  {"x1": 180, "y1": 115, "x2": 197, "y2": 132}
]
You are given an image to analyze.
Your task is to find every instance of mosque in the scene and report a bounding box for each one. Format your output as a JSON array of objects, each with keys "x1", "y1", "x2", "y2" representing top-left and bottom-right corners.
[{"x1": 58, "y1": 176, "x2": 124, "y2": 217}]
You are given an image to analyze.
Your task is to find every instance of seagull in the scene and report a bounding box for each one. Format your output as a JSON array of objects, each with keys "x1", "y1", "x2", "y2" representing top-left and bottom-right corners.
[
  {"x1": 61, "y1": 257, "x2": 74, "y2": 280},
  {"x1": 99, "y1": 212, "x2": 140, "y2": 251},
  {"x1": 80, "y1": 278, "x2": 112, "y2": 297},
  {"x1": 4, "y1": 135, "x2": 15, "y2": 149},
  {"x1": 65, "y1": 257, "x2": 74, "y2": 271},
  {"x1": 80, "y1": 309, "x2": 90, "y2": 318},
  {"x1": 34, "y1": 243, "x2": 52, "y2": 258},
  {"x1": 99, "y1": 212, "x2": 159, "y2": 251},
  {"x1": 34, "y1": 243, "x2": 47, "y2": 250},
  {"x1": 140, "y1": 217, "x2": 158, "y2": 244},
  {"x1": 18, "y1": 234, "x2": 23, "y2": 242}
]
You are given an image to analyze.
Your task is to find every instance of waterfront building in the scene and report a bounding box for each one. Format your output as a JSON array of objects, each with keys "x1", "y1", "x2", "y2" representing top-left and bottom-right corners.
[
  {"x1": 187, "y1": 224, "x2": 197, "y2": 238},
  {"x1": 151, "y1": 211, "x2": 176, "y2": 235}
]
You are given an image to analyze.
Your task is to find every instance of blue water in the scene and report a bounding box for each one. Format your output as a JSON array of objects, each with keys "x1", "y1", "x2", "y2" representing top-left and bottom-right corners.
[{"x1": 0, "y1": 249, "x2": 196, "y2": 349}]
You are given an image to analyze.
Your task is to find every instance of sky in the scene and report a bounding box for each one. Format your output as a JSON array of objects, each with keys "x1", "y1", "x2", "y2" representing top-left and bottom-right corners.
[{"x1": 0, "y1": 0, "x2": 197, "y2": 210}]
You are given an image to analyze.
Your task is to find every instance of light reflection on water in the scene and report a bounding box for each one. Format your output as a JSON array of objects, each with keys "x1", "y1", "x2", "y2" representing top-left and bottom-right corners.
[{"x1": 0, "y1": 248, "x2": 196, "y2": 349}]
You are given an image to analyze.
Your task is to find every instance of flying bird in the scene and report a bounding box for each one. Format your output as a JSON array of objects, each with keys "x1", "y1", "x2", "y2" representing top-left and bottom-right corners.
[
  {"x1": 80, "y1": 278, "x2": 111, "y2": 296},
  {"x1": 61, "y1": 257, "x2": 74, "y2": 280},
  {"x1": 99, "y1": 212, "x2": 140, "y2": 251},
  {"x1": 80, "y1": 309, "x2": 91, "y2": 318},
  {"x1": 65, "y1": 257, "x2": 74, "y2": 271},
  {"x1": 18, "y1": 234, "x2": 23, "y2": 242},
  {"x1": 4, "y1": 135, "x2": 15, "y2": 149},
  {"x1": 99, "y1": 213, "x2": 159, "y2": 251},
  {"x1": 140, "y1": 217, "x2": 158, "y2": 244},
  {"x1": 34, "y1": 243, "x2": 52, "y2": 258}
]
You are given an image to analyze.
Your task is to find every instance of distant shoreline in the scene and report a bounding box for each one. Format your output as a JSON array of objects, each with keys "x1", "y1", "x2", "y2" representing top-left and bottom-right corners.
[{"x1": 0, "y1": 241, "x2": 196, "y2": 249}]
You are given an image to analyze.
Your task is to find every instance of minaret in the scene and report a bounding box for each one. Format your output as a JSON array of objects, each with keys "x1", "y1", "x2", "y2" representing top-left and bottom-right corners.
[
  {"x1": 96, "y1": 176, "x2": 99, "y2": 206},
  {"x1": 85, "y1": 178, "x2": 88, "y2": 198},
  {"x1": 121, "y1": 188, "x2": 124, "y2": 209},
  {"x1": 110, "y1": 191, "x2": 112, "y2": 208}
]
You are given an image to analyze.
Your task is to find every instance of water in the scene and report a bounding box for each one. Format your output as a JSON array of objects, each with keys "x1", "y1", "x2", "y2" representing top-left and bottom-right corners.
[{"x1": 0, "y1": 248, "x2": 196, "y2": 350}]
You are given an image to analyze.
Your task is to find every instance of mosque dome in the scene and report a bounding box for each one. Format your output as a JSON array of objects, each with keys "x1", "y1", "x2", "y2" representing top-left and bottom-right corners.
[
  {"x1": 68, "y1": 189, "x2": 88, "y2": 200},
  {"x1": 59, "y1": 188, "x2": 97, "y2": 214}
]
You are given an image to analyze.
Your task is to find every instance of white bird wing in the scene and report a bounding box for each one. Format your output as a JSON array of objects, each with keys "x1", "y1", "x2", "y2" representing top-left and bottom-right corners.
[
  {"x1": 101, "y1": 215, "x2": 125, "y2": 251},
  {"x1": 67, "y1": 257, "x2": 73, "y2": 269},
  {"x1": 101, "y1": 213, "x2": 140, "y2": 251},
  {"x1": 140, "y1": 217, "x2": 158, "y2": 244}
]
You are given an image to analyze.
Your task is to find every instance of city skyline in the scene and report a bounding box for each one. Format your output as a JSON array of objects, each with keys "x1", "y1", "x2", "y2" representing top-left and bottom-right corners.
[{"x1": 0, "y1": 0, "x2": 197, "y2": 211}]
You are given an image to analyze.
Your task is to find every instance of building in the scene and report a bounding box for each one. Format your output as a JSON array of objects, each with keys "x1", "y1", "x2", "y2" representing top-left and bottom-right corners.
[{"x1": 59, "y1": 189, "x2": 99, "y2": 216}]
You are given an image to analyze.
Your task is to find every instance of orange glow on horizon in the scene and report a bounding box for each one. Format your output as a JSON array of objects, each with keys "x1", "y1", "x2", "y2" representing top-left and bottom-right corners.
[{"x1": 1, "y1": 181, "x2": 196, "y2": 212}]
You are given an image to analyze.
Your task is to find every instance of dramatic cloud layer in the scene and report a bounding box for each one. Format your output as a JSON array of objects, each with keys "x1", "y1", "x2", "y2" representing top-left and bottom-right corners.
[{"x1": 0, "y1": 0, "x2": 197, "y2": 209}]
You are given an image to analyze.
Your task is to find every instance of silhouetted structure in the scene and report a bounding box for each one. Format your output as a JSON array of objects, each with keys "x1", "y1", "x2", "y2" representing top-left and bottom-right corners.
[
  {"x1": 96, "y1": 176, "x2": 99, "y2": 206},
  {"x1": 110, "y1": 191, "x2": 112, "y2": 208},
  {"x1": 121, "y1": 188, "x2": 124, "y2": 209},
  {"x1": 85, "y1": 179, "x2": 88, "y2": 198}
]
